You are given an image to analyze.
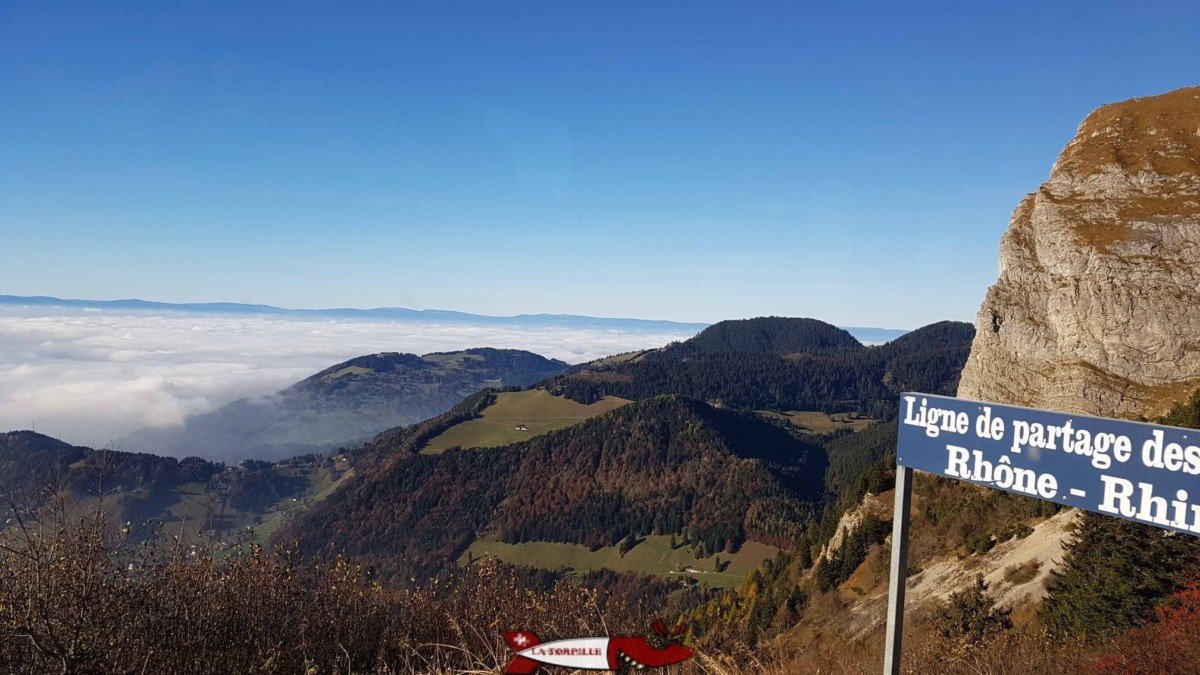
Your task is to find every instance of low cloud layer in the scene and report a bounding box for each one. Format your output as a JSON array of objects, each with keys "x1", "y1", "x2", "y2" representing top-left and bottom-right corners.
[{"x1": 0, "y1": 307, "x2": 696, "y2": 449}]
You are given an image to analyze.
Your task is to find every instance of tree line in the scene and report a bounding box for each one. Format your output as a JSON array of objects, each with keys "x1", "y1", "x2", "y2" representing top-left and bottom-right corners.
[{"x1": 545, "y1": 320, "x2": 974, "y2": 418}]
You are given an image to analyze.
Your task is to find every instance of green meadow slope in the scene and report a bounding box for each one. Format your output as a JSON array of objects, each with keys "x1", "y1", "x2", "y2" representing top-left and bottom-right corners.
[{"x1": 422, "y1": 389, "x2": 629, "y2": 452}]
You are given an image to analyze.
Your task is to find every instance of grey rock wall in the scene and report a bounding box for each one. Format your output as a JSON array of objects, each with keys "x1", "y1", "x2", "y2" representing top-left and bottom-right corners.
[{"x1": 959, "y1": 86, "x2": 1200, "y2": 417}]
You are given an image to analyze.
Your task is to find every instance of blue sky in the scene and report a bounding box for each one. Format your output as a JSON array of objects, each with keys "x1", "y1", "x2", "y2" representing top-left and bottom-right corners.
[{"x1": 2, "y1": 1, "x2": 1197, "y2": 328}]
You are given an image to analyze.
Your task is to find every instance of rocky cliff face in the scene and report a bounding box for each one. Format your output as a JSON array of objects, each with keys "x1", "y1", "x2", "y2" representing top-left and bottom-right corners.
[{"x1": 958, "y1": 86, "x2": 1200, "y2": 417}]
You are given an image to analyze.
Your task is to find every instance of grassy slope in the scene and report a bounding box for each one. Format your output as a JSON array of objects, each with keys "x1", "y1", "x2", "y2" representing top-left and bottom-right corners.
[
  {"x1": 756, "y1": 410, "x2": 875, "y2": 434},
  {"x1": 422, "y1": 389, "x2": 630, "y2": 452},
  {"x1": 462, "y1": 535, "x2": 778, "y2": 590}
]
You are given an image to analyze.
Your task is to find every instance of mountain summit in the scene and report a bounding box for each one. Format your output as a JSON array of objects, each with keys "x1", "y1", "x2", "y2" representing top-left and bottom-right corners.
[
  {"x1": 959, "y1": 85, "x2": 1200, "y2": 417},
  {"x1": 668, "y1": 317, "x2": 863, "y2": 356},
  {"x1": 546, "y1": 317, "x2": 972, "y2": 417}
]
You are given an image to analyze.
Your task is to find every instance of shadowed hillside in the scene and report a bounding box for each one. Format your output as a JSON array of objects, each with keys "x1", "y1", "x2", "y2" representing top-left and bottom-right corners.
[
  {"x1": 278, "y1": 395, "x2": 829, "y2": 582},
  {"x1": 546, "y1": 318, "x2": 974, "y2": 418},
  {"x1": 123, "y1": 348, "x2": 568, "y2": 462}
]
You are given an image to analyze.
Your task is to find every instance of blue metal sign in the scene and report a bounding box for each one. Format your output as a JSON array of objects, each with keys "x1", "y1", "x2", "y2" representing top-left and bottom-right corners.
[{"x1": 897, "y1": 392, "x2": 1200, "y2": 536}]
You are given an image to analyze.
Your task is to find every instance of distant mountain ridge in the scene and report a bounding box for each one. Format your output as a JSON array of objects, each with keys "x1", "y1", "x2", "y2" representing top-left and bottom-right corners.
[
  {"x1": 0, "y1": 295, "x2": 909, "y2": 343},
  {"x1": 0, "y1": 294, "x2": 707, "y2": 332},
  {"x1": 123, "y1": 348, "x2": 568, "y2": 462}
]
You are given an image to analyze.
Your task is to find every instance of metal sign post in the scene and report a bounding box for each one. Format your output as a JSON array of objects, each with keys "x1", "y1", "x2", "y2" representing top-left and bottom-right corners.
[
  {"x1": 882, "y1": 465, "x2": 912, "y2": 675},
  {"x1": 883, "y1": 391, "x2": 1200, "y2": 674}
]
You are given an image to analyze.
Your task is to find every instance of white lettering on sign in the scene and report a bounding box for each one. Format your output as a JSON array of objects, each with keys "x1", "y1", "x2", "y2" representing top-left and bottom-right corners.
[
  {"x1": 944, "y1": 445, "x2": 1057, "y2": 499},
  {"x1": 897, "y1": 392, "x2": 1200, "y2": 537},
  {"x1": 903, "y1": 395, "x2": 969, "y2": 438},
  {"x1": 1099, "y1": 476, "x2": 1200, "y2": 532}
]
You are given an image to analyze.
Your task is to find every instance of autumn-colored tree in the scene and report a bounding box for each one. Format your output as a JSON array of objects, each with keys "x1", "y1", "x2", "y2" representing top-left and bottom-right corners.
[{"x1": 1095, "y1": 571, "x2": 1200, "y2": 674}]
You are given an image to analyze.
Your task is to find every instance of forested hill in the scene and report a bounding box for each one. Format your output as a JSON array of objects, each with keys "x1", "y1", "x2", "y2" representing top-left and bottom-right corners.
[
  {"x1": 358, "y1": 388, "x2": 499, "y2": 464},
  {"x1": 0, "y1": 431, "x2": 224, "y2": 521},
  {"x1": 546, "y1": 319, "x2": 974, "y2": 418},
  {"x1": 662, "y1": 317, "x2": 862, "y2": 357},
  {"x1": 0, "y1": 430, "x2": 360, "y2": 552},
  {"x1": 276, "y1": 395, "x2": 828, "y2": 581},
  {"x1": 123, "y1": 348, "x2": 568, "y2": 462},
  {"x1": 0, "y1": 431, "x2": 222, "y2": 489},
  {"x1": 289, "y1": 348, "x2": 567, "y2": 399},
  {"x1": 0, "y1": 430, "x2": 75, "y2": 453},
  {"x1": 0, "y1": 431, "x2": 87, "y2": 491}
]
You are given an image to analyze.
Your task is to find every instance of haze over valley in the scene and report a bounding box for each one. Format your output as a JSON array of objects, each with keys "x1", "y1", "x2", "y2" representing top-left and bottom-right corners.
[
  {"x1": 4, "y1": 3, "x2": 1199, "y2": 673},
  {"x1": 0, "y1": 303, "x2": 692, "y2": 448},
  {"x1": 0, "y1": 296, "x2": 907, "y2": 451}
]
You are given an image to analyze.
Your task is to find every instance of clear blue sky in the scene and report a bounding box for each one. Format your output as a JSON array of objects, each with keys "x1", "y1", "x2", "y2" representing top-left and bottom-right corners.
[{"x1": 2, "y1": 2, "x2": 1197, "y2": 328}]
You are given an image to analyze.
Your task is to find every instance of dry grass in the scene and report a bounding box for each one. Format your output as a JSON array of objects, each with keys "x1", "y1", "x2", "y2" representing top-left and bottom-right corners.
[
  {"x1": 1034, "y1": 360, "x2": 1200, "y2": 419},
  {"x1": 1028, "y1": 85, "x2": 1200, "y2": 252},
  {"x1": 757, "y1": 410, "x2": 875, "y2": 434},
  {"x1": 1141, "y1": 377, "x2": 1200, "y2": 419},
  {"x1": 758, "y1": 617, "x2": 1092, "y2": 675},
  {"x1": 0, "y1": 485, "x2": 666, "y2": 674},
  {"x1": 1003, "y1": 559, "x2": 1041, "y2": 586},
  {"x1": 1039, "y1": 190, "x2": 1199, "y2": 252},
  {"x1": 1058, "y1": 85, "x2": 1200, "y2": 178}
]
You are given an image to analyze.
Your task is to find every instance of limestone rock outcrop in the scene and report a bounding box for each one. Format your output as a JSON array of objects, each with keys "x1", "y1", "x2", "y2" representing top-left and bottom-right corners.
[{"x1": 958, "y1": 86, "x2": 1200, "y2": 417}]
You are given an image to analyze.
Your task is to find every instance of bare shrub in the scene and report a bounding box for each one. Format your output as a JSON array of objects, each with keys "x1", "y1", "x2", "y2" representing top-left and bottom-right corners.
[
  {"x1": 1002, "y1": 560, "x2": 1040, "y2": 586},
  {"x1": 0, "y1": 484, "x2": 674, "y2": 674}
]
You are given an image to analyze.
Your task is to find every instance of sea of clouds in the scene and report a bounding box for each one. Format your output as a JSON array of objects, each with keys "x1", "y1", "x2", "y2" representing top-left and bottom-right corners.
[{"x1": 0, "y1": 307, "x2": 696, "y2": 449}]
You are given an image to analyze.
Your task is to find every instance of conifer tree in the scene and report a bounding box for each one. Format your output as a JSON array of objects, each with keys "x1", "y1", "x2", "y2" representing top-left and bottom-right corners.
[
  {"x1": 1040, "y1": 513, "x2": 1200, "y2": 640},
  {"x1": 935, "y1": 575, "x2": 1012, "y2": 646},
  {"x1": 1042, "y1": 388, "x2": 1200, "y2": 641}
]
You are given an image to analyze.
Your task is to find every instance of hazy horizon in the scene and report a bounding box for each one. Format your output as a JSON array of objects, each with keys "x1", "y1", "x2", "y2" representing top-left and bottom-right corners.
[
  {"x1": 5, "y1": 3, "x2": 1199, "y2": 327},
  {"x1": 0, "y1": 304, "x2": 708, "y2": 449},
  {"x1": 0, "y1": 298, "x2": 917, "y2": 448},
  {"x1": 0, "y1": 292, "x2": 925, "y2": 331}
]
